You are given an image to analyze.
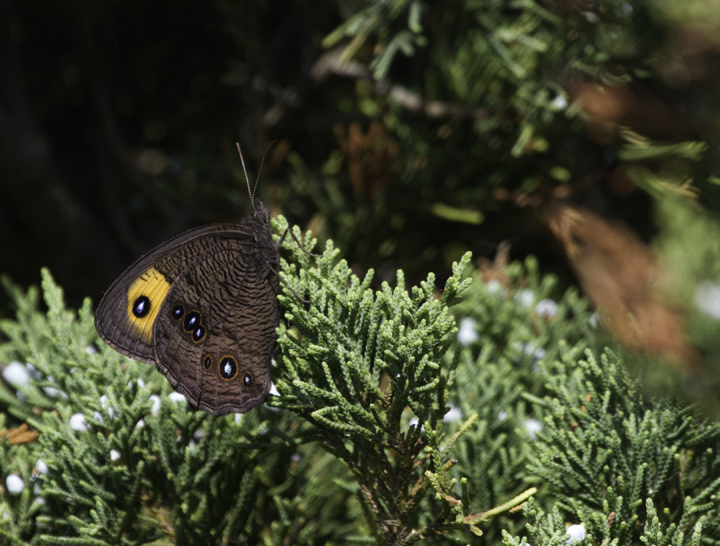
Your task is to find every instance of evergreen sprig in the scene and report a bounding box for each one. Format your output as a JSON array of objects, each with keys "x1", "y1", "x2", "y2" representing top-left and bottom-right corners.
[
  {"x1": 273, "y1": 216, "x2": 498, "y2": 543},
  {"x1": 528, "y1": 348, "x2": 720, "y2": 544},
  {"x1": 440, "y1": 258, "x2": 602, "y2": 543}
]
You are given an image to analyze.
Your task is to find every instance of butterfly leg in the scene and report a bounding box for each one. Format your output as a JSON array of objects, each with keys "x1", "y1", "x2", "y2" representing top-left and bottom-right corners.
[
  {"x1": 277, "y1": 227, "x2": 322, "y2": 258},
  {"x1": 267, "y1": 262, "x2": 311, "y2": 304}
]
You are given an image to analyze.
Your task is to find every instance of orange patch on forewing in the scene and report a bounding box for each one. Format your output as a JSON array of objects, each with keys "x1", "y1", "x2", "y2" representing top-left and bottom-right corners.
[{"x1": 126, "y1": 267, "x2": 171, "y2": 343}]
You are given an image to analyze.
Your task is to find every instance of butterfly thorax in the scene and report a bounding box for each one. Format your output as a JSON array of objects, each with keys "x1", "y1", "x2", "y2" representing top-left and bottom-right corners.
[{"x1": 234, "y1": 201, "x2": 278, "y2": 280}]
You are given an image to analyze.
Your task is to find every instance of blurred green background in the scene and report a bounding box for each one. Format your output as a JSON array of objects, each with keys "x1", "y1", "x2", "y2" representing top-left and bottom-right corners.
[{"x1": 3, "y1": 0, "x2": 720, "y2": 408}]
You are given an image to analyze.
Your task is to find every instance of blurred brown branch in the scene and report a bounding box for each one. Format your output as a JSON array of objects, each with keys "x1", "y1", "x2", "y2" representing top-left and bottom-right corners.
[{"x1": 548, "y1": 203, "x2": 698, "y2": 368}]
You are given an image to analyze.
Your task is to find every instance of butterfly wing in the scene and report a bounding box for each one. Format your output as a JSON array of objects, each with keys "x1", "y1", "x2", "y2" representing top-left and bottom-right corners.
[
  {"x1": 95, "y1": 220, "x2": 280, "y2": 415},
  {"x1": 152, "y1": 226, "x2": 279, "y2": 414}
]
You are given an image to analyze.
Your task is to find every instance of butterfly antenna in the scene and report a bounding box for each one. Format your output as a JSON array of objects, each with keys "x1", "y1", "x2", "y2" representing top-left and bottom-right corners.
[
  {"x1": 252, "y1": 140, "x2": 277, "y2": 201},
  {"x1": 236, "y1": 142, "x2": 255, "y2": 212}
]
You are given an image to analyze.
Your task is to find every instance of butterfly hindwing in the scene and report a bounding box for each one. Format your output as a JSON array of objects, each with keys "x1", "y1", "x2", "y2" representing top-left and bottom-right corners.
[{"x1": 153, "y1": 230, "x2": 279, "y2": 414}]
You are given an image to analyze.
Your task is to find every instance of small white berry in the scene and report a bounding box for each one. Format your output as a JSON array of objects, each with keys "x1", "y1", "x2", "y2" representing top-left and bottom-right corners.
[
  {"x1": 100, "y1": 395, "x2": 116, "y2": 419},
  {"x1": 35, "y1": 459, "x2": 48, "y2": 475},
  {"x1": 149, "y1": 395, "x2": 161, "y2": 415},
  {"x1": 3, "y1": 362, "x2": 30, "y2": 387},
  {"x1": 524, "y1": 418, "x2": 542, "y2": 440},
  {"x1": 566, "y1": 523, "x2": 586, "y2": 544},
  {"x1": 535, "y1": 299, "x2": 558, "y2": 318},
  {"x1": 168, "y1": 392, "x2": 186, "y2": 404},
  {"x1": 486, "y1": 279, "x2": 507, "y2": 297},
  {"x1": 6, "y1": 474, "x2": 24, "y2": 495},
  {"x1": 695, "y1": 281, "x2": 720, "y2": 320},
  {"x1": 128, "y1": 378, "x2": 146, "y2": 389},
  {"x1": 457, "y1": 317, "x2": 478, "y2": 346},
  {"x1": 443, "y1": 405, "x2": 463, "y2": 423},
  {"x1": 43, "y1": 386, "x2": 60, "y2": 398},
  {"x1": 589, "y1": 313, "x2": 600, "y2": 328},
  {"x1": 69, "y1": 413, "x2": 88, "y2": 432},
  {"x1": 514, "y1": 289, "x2": 535, "y2": 308},
  {"x1": 552, "y1": 95, "x2": 568, "y2": 110}
]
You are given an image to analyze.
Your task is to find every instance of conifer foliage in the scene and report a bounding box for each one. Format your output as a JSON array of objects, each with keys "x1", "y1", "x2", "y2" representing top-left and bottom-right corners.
[{"x1": 1, "y1": 221, "x2": 720, "y2": 544}]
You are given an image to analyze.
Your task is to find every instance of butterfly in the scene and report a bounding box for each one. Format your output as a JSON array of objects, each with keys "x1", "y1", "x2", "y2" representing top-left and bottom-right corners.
[{"x1": 95, "y1": 145, "x2": 281, "y2": 415}]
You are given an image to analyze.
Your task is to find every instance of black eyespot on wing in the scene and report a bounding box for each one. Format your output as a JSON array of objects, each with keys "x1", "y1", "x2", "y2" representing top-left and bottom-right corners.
[
  {"x1": 242, "y1": 372, "x2": 253, "y2": 388},
  {"x1": 219, "y1": 356, "x2": 238, "y2": 380},
  {"x1": 183, "y1": 311, "x2": 201, "y2": 332},
  {"x1": 203, "y1": 355, "x2": 213, "y2": 370},
  {"x1": 192, "y1": 325, "x2": 206, "y2": 342},
  {"x1": 171, "y1": 304, "x2": 184, "y2": 320},
  {"x1": 133, "y1": 296, "x2": 150, "y2": 318}
]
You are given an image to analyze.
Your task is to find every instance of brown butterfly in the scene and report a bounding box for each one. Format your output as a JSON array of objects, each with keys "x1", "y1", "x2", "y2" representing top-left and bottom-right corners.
[{"x1": 95, "y1": 145, "x2": 280, "y2": 415}]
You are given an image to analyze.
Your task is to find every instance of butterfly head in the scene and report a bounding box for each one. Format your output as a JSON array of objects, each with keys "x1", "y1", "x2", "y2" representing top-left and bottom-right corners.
[{"x1": 251, "y1": 199, "x2": 270, "y2": 222}]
